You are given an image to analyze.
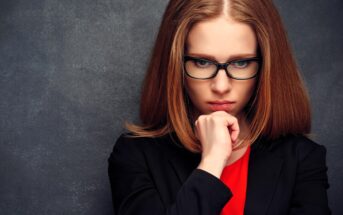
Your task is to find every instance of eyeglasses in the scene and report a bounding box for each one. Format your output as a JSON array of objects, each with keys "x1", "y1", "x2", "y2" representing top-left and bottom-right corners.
[{"x1": 183, "y1": 56, "x2": 261, "y2": 80}]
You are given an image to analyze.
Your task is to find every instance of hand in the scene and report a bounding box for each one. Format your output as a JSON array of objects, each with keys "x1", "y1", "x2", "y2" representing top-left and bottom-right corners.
[{"x1": 195, "y1": 111, "x2": 240, "y2": 178}]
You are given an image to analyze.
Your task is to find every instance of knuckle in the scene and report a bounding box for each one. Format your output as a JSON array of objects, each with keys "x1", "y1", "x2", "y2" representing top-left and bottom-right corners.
[
  {"x1": 233, "y1": 116, "x2": 238, "y2": 122},
  {"x1": 198, "y1": 115, "x2": 205, "y2": 121},
  {"x1": 212, "y1": 115, "x2": 220, "y2": 121},
  {"x1": 209, "y1": 115, "x2": 221, "y2": 123}
]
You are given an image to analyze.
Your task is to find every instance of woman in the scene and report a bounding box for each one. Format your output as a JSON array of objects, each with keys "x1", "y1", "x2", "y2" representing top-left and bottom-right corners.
[{"x1": 108, "y1": 0, "x2": 330, "y2": 214}]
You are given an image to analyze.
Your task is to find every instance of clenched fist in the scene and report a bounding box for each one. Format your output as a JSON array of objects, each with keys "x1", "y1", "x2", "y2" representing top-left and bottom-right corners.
[{"x1": 195, "y1": 111, "x2": 240, "y2": 178}]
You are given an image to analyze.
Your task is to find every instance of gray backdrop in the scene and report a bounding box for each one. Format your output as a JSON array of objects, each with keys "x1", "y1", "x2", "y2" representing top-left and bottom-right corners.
[{"x1": 0, "y1": 0, "x2": 342, "y2": 214}]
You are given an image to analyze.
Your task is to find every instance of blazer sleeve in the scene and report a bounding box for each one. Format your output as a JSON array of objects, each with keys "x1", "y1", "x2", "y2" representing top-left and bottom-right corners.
[
  {"x1": 108, "y1": 135, "x2": 232, "y2": 215},
  {"x1": 289, "y1": 143, "x2": 331, "y2": 214}
]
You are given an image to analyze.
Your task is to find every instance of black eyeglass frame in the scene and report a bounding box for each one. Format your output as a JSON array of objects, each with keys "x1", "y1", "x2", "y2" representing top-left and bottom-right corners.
[{"x1": 183, "y1": 55, "x2": 261, "y2": 80}]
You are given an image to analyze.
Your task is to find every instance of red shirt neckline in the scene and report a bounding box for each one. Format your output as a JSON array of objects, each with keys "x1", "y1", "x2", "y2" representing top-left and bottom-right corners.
[{"x1": 220, "y1": 146, "x2": 251, "y2": 215}]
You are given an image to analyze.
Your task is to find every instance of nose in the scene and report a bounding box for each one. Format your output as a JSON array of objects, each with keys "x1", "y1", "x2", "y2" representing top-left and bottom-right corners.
[{"x1": 211, "y1": 69, "x2": 232, "y2": 94}]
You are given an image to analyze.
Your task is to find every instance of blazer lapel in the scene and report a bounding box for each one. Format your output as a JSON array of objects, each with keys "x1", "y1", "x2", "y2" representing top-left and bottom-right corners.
[{"x1": 244, "y1": 142, "x2": 284, "y2": 215}]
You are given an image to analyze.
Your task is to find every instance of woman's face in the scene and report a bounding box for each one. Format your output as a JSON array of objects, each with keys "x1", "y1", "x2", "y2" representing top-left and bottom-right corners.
[{"x1": 185, "y1": 16, "x2": 258, "y2": 119}]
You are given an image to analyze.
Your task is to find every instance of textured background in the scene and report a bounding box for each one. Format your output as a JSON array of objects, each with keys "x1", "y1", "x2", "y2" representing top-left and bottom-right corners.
[{"x1": 0, "y1": 0, "x2": 342, "y2": 214}]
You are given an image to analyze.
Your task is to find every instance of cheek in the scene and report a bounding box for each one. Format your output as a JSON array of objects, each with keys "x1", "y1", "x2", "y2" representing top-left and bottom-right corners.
[
  {"x1": 239, "y1": 80, "x2": 257, "y2": 103},
  {"x1": 185, "y1": 79, "x2": 200, "y2": 100},
  {"x1": 185, "y1": 79, "x2": 209, "y2": 109}
]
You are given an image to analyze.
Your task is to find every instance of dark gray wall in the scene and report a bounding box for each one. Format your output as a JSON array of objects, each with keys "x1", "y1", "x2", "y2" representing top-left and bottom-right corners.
[{"x1": 0, "y1": 0, "x2": 342, "y2": 214}]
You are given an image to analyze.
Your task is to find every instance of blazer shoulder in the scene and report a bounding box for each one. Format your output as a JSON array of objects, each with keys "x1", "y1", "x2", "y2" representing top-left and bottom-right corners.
[
  {"x1": 109, "y1": 133, "x2": 157, "y2": 159},
  {"x1": 112, "y1": 133, "x2": 155, "y2": 150},
  {"x1": 109, "y1": 132, "x2": 190, "y2": 161},
  {"x1": 270, "y1": 135, "x2": 327, "y2": 161}
]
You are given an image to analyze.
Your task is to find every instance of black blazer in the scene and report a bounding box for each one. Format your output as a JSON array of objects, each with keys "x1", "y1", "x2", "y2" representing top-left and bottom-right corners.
[{"x1": 108, "y1": 133, "x2": 330, "y2": 215}]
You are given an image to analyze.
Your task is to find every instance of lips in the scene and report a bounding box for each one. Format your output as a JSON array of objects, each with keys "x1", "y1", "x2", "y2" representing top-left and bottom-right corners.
[{"x1": 208, "y1": 100, "x2": 235, "y2": 112}]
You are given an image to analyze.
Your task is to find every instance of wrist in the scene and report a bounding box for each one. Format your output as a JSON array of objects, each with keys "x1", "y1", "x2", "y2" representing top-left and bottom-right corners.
[{"x1": 197, "y1": 156, "x2": 227, "y2": 178}]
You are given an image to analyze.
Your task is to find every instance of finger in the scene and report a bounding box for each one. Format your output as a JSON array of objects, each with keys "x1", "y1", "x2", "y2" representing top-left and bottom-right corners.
[
  {"x1": 210, "y1": 111, "x2": 240, "y2": 142},
  {"x1": 194, "y1": 120, "x2": 199, "y2": 139},
  {"x1": 225, "y1": 116, "x2": 240, "y2": 142}
]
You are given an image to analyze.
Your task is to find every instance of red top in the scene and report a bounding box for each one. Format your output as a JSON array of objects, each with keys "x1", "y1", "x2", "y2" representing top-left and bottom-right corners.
[{"x1": 220, "y1": 146, "x2": 251, "y2": 215}]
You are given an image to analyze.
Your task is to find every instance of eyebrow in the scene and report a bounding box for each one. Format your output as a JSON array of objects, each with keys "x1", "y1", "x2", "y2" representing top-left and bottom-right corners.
[{"x1": 185, "y1": 53, "x2": 258, "y2": 62}]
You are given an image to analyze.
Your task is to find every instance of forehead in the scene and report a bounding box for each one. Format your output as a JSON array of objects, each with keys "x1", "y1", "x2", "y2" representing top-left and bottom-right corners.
[{"x1": 186, "y1": 17, "x2": 257, "y2": 61}]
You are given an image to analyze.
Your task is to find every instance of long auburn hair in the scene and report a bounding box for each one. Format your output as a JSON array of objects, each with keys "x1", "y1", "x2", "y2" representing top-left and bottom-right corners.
[{"x1": 126, "y1": 0, "x2": 311, "y2": 153}]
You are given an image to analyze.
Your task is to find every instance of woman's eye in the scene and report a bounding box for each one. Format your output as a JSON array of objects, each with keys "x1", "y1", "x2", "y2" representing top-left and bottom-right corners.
[
  {"x1": 232, "y1": 60, "x2": 249, "y2": 68},
  {"x1": 194, "y1": 59, "x2": 211, "y2": 68}
]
